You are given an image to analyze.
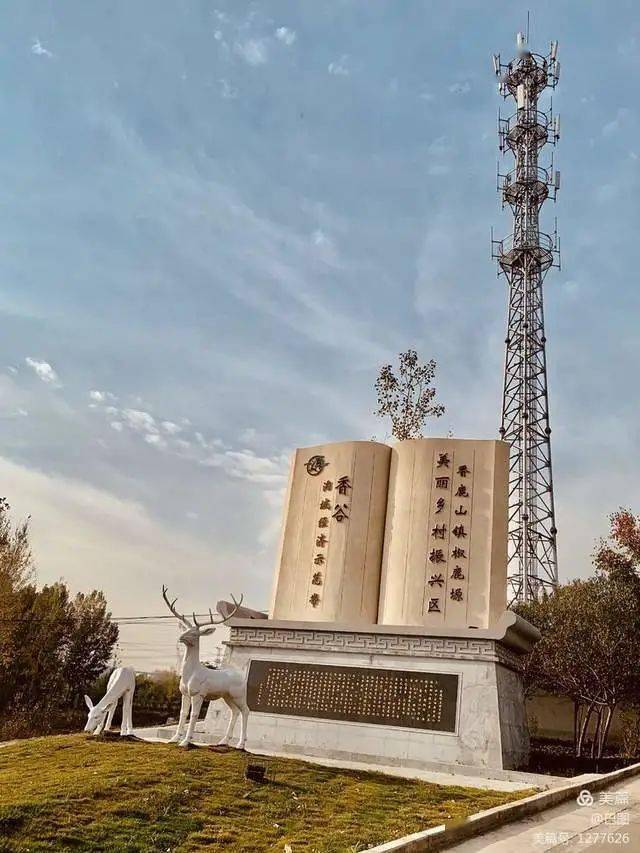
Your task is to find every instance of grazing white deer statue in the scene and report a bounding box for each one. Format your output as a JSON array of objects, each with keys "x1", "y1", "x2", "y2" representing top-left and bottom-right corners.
[
  {"x1": 84, "y1": 666, "x2": 136, "y2": 736},
  {"x1": 162, "y1": 585, "x2": 249, "y2": 749}
]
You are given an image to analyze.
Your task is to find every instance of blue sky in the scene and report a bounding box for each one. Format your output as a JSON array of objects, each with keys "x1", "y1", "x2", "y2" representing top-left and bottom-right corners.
[{"x1": 1, "y1": 1, "x2": 638, "y2": 669}]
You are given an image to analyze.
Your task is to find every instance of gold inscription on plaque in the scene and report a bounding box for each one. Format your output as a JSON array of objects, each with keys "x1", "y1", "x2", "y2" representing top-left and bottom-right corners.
[{"x1": 247, "y1": 661, "x2": 458, "y2": 732}]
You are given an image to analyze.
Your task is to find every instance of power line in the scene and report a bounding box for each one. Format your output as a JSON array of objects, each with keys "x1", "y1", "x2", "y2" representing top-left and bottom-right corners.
[
  {"x1": 0, "y1": 613, "x2": 225, "y2": 625},
  {"x1": 114, "y1": 613, "x2": 225, "y2": 621}
]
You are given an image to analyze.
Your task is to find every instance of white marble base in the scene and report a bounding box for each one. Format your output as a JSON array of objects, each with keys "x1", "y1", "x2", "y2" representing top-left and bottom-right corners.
[{"x1": 204, "y1": 613, "x2": 537, "y2": 772}]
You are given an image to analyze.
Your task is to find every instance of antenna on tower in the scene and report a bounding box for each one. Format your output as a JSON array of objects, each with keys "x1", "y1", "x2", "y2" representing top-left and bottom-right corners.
[{"x1": 491, "y1": 32, "x2": 561, "y2": 603}]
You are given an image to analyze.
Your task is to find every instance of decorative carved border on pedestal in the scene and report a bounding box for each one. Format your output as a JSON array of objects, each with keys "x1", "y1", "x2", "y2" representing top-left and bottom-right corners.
[{"x1": 228, "y1": 626, "x2": 523, "y2": 672}]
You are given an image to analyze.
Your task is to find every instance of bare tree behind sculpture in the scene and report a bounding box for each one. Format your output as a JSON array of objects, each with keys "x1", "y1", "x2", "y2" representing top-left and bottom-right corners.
[{"x1": 375, "y1": 350, "x2": 444, "y2": 441}]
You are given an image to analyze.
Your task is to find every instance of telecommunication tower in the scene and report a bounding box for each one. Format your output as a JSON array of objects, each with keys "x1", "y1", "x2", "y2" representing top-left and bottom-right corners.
[{"x1": 491, "y1": 32, "x2": 561, "y2": 603}]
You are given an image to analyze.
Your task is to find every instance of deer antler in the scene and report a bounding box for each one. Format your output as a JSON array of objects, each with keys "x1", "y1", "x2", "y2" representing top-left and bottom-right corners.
[
  {"x1": 192, "y1": 592, "x2": 244, "y2": 629},
  {"x1": 162, "y1": 585, "x2": 193, "y2": 627}
]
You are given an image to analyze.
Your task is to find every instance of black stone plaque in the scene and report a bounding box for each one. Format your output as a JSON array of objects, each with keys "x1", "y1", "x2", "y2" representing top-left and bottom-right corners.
[{"x1": 247, "y1": 660, "x2": 459, "y2": 732}]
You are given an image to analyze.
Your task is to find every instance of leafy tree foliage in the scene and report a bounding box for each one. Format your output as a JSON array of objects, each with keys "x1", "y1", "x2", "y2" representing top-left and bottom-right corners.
[
  {"x1": 133, "y1": 671, "x2": 181, "y2": 723},
  {"x1": 374, "y1": 350, "x2": 445, "y2": 441},
  {"x1": 0, "y1": 498, "x2": 118, "y2": 737},
  {"x1": 0, "y1": 497, "x2": 34, "y2": 662},
  {"x1": 0, "y1": 497, "x2": 32, "y2": 583},
  {"x1": 517, "y1": 511, "x2": 640, "y2": 759},
  {"x1": 594, "y1": 508, "x2": 640, "y2": 575}
]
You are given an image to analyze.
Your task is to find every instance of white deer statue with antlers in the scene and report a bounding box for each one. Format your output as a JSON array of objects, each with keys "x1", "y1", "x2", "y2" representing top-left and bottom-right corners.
[{"x1": 162, "y1": 585, "x2": 249, "y2": 749}]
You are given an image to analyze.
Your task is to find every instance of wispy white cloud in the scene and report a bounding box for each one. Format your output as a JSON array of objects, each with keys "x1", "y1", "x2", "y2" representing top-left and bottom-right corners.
[
  {"x1": 258, "y1": 486, "x2": 287, "y2": 548},
  {"x1": 121, "y1": 408, "x2": 157, "y2": 434},
  {"x1": 201, "y1": 447, "x2": 288, "y2": 486},
  {"x1": 426, "y1": 135, "x2": 452, "y2": 176},
  {"x1": 31, "y1": 39, "x2": 53, "y2": 58},
  {"x1": 312, "y1": 228, "x2": 330, "y2": 247},
  {"x1": 618, "y1": 35, "x2": 640, "y2": 62},
  {"x1": 219, "y1": 78, "x2": 238, "y2": 99},
  {"x1": 194, "y1": 431, "x2": 224, "y2": 451},
  {"x1": 275, "y1": 26, "x2": 296, "y2": 46},
  {"x1": 328, "y1": 55, "x2": 350, "y2": 76},
  {"x1": 25, "y1": 357, "x2": 60, "y2": 386},
  {"x1": 89, "y1": 392, "x2": 286, "y2": 486},
  {"x1": 84, "y1": 109, "x2": 388, "y2": 370},
  {"x1": 235, "y1": 39, "x2": 268, "y2": 66},
  {"x1": 89, "y1": 389, "x2": 116, "y2": 404},
  {"x1": 310, "y1": 228, "x2": 340, "y2": 266},
  {"x1": 427, "y1": 136, "x2": 449, "y2": 157},
  {"x1": 602, "y1": 108, "x2": 631, "y2": 137},
  {"x1": 239, "y1": 427, "x2": 258, "y2": 445},
  {"x1": 144, "y1": 433, "x2": 167, "y2": 450}
]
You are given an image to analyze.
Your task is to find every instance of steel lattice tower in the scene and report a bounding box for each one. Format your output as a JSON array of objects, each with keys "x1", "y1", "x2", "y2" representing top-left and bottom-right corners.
[{"x1": 491, "y1": 33, "x2": 561, "y2": 603}]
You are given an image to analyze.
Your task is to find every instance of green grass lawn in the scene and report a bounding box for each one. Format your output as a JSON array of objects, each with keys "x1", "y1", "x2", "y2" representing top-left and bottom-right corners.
[{"x1": 0, "y1": 734, "x2": 532, "y2": 852}]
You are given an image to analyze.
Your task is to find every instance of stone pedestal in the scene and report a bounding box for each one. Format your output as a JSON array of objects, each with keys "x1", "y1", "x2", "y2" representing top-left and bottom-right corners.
[{"x1": 204, "y1": 612, "x2": 539, "y2": 772}]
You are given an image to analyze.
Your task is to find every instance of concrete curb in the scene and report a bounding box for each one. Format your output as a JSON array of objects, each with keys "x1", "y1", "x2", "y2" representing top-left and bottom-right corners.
[{"x1": 365, "y1": 760, "x2": 640, "y2": 851}]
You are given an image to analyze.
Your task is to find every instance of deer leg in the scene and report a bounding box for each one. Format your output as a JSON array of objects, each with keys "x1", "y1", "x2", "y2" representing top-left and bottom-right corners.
[
  {"x1": 125, "y1": 689, "x2": 134, "y2": 735},
  {"x1": 169, "y1": 693, "x2": 190, "y2": 744},
  {"x1": 217, "y1": 697, "x2": 239, "y2": 746},
  {"x1": 179, "y1": 694, "x2": 203, "y2": 747},
  {"x1": 236, "y1": 701, "x2": 249, "y2": 751},
  {"x1": 120, "y1": 692, "x2": 133, "y2": 735},
  {"x1": 105, "y1": 701, "x2": 117, "y2": 732}
]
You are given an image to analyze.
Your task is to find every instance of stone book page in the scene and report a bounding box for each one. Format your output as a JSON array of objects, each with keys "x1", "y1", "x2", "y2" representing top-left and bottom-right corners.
[
  {"x1": 269, "y1": 441, "x2": 391, "y2": 624},
  {"x1": 378, "y1": 438, "x2": 509, "y2": 631}
]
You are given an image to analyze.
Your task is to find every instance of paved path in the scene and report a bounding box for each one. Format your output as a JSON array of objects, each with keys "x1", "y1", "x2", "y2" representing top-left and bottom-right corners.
[{"x1": 451, "y1": 775, "x2": 640, "y2": 851}]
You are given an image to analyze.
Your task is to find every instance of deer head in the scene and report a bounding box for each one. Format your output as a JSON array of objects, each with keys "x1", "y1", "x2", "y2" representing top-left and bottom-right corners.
[
  {"x1": 162, "y1": 585, "x2": 244, "y2": 647},
  {"x1": 83, "y1": 694, "x2": 108, "y2": 733}
]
